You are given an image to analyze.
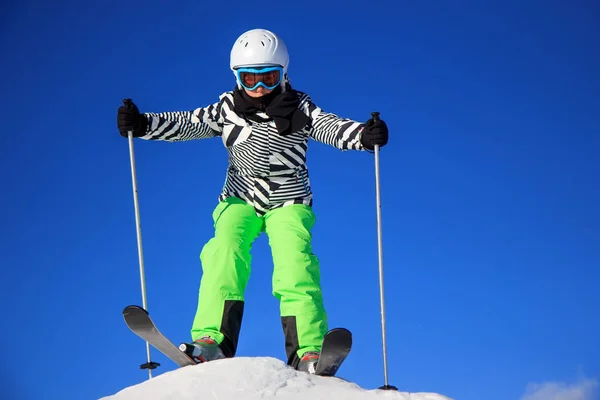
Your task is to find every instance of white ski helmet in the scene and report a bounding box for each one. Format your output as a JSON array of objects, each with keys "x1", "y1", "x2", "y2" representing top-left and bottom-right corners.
[{"x1": 230, "y1": 28, "x2": 289, "y2": 89}]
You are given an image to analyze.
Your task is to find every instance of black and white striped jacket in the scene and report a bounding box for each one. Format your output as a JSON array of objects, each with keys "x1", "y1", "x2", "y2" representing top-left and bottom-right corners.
[{"x1": 140, "y1": 90, "x2": 366, "y2": 215}]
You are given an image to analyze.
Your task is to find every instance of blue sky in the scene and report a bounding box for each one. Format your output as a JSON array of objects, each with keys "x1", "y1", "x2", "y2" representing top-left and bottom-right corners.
[{"x1": 1, "y1": 1, "x2": 599, "y2": 399}]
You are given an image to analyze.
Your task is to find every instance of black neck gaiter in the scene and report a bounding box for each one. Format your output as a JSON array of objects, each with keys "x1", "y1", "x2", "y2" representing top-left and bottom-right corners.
[{"x1": 233, "y1": 86, "x2": 308, "y2": 135}]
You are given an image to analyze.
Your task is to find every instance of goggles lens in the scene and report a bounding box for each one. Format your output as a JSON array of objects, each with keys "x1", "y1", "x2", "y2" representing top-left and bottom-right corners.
[{"x1": 236, "y1": 66, "x2": 283, "y2": 90}]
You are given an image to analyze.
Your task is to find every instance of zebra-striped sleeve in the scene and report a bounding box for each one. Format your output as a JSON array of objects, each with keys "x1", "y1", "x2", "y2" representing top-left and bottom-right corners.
[
  {"x1": 303, "y1": 100, "x2": 365, "y2": 151},
  {"x1": 141, "y1": 101, "x2": 223, "y2": 142}
]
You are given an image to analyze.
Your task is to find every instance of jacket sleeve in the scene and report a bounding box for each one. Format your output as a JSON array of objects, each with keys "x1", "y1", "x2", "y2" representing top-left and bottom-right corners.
[
  {"x1": 300, "y1": 96, "x2": 366, "y2": 151},
  {"x1": 139, "y1": 100, "x2": 223, "y2": 142}
]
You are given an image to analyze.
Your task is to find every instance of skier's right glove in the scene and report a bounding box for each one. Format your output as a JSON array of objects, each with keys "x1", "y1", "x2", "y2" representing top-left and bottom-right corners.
[{"x1": 117, "y1": 99, "x2": 148, "y2": 138}]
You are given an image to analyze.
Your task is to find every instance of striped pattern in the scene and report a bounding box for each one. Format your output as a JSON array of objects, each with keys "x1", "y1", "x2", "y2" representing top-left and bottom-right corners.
[{"x1": 141, "y1": 91, "x2": 366, "y2": 215}]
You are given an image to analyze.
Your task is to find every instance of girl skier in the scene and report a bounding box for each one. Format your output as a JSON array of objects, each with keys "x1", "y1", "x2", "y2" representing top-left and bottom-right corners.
[{"x1": 116, "y1": 28, "x2": 389, "y2": 373}]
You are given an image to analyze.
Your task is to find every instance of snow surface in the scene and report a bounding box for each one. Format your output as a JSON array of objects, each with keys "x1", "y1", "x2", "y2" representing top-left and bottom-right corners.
[{"x1": 101, "y1": 356, "x2": 452, "y2": 400}]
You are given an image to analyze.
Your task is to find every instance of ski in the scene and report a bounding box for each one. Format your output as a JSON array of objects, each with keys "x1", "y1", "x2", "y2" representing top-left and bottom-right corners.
[
  {"x1": 314, "y1": 327, "x2": 352, "y2": 377},
  {"x1": 122, "y1": 305, "x2": 197, "y2": 368},
  {"x1": 123, "y1": 305, "x2": 351, "y2": 376}
]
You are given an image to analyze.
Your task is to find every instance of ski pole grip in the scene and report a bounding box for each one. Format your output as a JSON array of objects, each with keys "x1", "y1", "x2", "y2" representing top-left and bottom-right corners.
[
  {"x1": 122, "y1": 99, "x2": 135, "y2": 138},
  {"x1": 371, "y1": 111, "x2": 380, "y2": 121}
]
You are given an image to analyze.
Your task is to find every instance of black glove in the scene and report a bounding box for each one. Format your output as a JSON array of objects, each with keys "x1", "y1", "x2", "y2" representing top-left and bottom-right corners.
[
  {"x1": 360, "y1": 116, "x2": 389, "y2": 150},
  {"x1": 117, "y1": 99, "x2": 148, "y2": 138}
]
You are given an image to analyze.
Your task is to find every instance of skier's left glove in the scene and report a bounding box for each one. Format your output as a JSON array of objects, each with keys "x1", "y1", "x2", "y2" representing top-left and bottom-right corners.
[{"x1": 360, "y1": 117, "x2": 389, "y2": 150}]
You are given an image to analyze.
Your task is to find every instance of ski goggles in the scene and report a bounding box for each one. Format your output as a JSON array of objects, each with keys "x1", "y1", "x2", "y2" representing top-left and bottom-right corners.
[{"x1": 235, "y1": 65, "x2": 283, "y2": 91}]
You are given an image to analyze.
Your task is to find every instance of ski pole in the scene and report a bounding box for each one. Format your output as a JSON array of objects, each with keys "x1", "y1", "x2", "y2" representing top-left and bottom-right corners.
[
  {"x1": 123, "y1": 99, "x2": 155, "y2": 379},
  {"x1": 371, "y1": 112, "x2": 397, "y2": 391}
]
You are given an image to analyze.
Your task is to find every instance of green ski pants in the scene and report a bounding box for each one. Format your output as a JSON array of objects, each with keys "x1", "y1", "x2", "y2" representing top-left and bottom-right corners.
[{"x1": 191, "y1": 196, "x2": 328, "y2": 366}]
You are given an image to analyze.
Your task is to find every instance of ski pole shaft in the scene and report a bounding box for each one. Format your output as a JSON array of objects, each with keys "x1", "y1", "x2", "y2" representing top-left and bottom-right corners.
[
  {"x1": 371, "y1": 111, "x2": 394, "y2": 389},
  {"x1": 127, "y1": 131, "x2": 149, "y2": 311},
  {"x1": 124, "y1": 98, "x2": 153, "y2": 379}
]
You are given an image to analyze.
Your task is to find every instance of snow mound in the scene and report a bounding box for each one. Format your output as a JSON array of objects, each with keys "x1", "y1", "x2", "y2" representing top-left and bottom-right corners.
[{"x1": 101, "y1": 356, "x2": 452, "y2": 400}]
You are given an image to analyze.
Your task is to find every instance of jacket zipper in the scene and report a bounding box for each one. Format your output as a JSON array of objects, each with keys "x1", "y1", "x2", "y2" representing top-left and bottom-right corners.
[{"x1": 295, "y1": 167, "x2": 309, "y2": 195}]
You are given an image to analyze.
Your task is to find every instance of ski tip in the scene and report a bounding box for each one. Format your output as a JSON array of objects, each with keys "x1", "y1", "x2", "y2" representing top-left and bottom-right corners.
[
  {"x1": 123, "y1": 305, "x2": 148, "y2": 315},
  {"x1": 328, "y1": 327, "x2": 352, "y2": 338}
]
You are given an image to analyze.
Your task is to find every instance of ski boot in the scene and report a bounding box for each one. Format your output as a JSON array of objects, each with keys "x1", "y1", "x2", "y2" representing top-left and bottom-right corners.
[
  {"x1": 180, "y1": 336, "x2": 225, "y2": 363},
  {"x1": 297, "y1": 351, "x2": 320, "y2": 374}
]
